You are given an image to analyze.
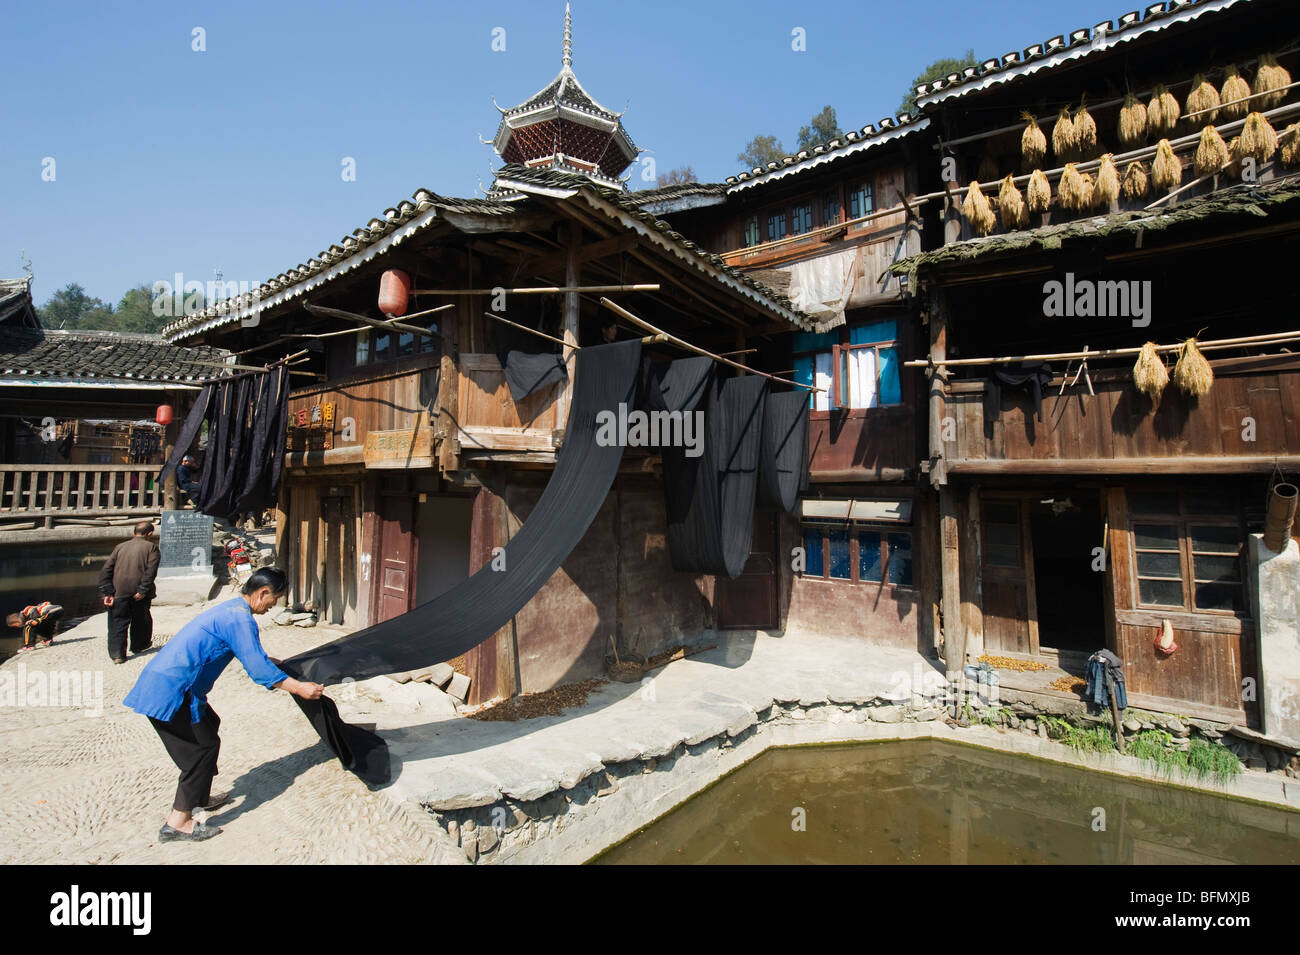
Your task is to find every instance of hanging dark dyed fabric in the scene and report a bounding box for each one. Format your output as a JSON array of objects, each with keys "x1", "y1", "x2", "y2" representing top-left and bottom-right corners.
[
  {"x1": 284, "y1": 338, "x2": 643, "y2": 686},
  {"x1": 757, "y1": 391, "x2": 810, "y2": 512},
  {"x1": 983, "y1": 361, "x2": 1054, "y2": 438},
  {"x1": 159, "y1": 384, "x2": 214, "y2": 484},
  {"x1": 235, "y1": 367, "x2": 290, "y2": 514},
  {"x1": 279, "y1": 661, "x2": 389, "y2": 784},
  {"x1": 662, "y1": 374, "x2": 769, "y2": 579},
  {"x1": 499, "y1": 350, "x2": 568, "y2": 402},
  {"x1": 640, "y1": 355, "x2": 714, "y2": 415}
]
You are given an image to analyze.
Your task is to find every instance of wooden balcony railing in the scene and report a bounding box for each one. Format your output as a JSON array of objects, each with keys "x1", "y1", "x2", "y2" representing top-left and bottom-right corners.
[{"x1": 0, "y1": 464, "x2": 164, "y2": 518}]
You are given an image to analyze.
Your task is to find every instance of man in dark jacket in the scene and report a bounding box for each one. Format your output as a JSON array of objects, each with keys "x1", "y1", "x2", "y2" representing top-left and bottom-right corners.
[{"x1": 98, "y1": 521, "x2": 161, "y2": 663}]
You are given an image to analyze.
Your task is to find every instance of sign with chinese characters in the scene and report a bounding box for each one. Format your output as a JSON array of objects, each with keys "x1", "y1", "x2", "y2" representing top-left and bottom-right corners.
[
  {"x1": 286, "y1": 401, "x2": 335, "y2": 451},
  {"x1": 363, "y1": 428, "x2": 433, "y2": 469}
]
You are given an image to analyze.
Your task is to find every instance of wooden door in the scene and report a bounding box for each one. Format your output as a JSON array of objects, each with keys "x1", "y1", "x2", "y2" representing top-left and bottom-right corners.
[
  {"x1": 319, "y1": 493, "x2": 356, "y2": 626},
  {"x1": 375, "y1": 491, "x2": 417, "y2": 624},
  {"x1": 979, "y1": 498, "x2": 1039, "y2": 655},
  {"x1": 717, "y1": 510, "x2": 779, "y2": 630}
]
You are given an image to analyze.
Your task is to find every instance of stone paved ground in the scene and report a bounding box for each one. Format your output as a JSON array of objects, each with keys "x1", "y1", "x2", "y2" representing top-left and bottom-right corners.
[{"x1": 0, "y1": 581, "x2": 462, "y2": 865}]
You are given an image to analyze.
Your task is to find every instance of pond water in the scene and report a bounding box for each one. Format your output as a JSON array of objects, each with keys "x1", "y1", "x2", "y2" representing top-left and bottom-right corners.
[{"x1": 593, "y1": 740, "x2": 1300, "y2": 864}]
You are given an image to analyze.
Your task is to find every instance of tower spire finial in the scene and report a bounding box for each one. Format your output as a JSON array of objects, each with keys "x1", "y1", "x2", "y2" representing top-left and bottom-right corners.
[{"x1": 562, "y1": 3, "x2": 572, "y2": 68}]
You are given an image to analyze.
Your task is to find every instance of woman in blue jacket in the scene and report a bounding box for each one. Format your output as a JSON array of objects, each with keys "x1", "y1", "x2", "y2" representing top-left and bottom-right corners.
[{"x1": 124, "y1": 567, "x2": 323, "y2": 842}]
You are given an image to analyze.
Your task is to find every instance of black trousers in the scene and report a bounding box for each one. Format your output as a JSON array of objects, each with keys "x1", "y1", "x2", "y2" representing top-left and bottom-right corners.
[
  {"x1": 148, "y1": 696, "x2": 221, "y2": 813},
  {"x1": 107, "y1": 596, "x2": 153, "y2": 659}
]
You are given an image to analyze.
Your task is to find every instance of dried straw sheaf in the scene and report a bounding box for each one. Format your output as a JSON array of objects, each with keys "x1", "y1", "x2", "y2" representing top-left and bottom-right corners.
[
  {"x1": 1281, "y1": 123, "x2": 1300, "y2": 166},
  {"x1": 1194, "y1": 125, "x2": 1231, "y2": 176},
  {"x1": 1239, "y1": 111, "x2": 1279, "y2": 164},
  {"x1": 1079, "y1": 172, "x2": 1096, "y2": 210},
  {"x1": 1219, "y1": 65, "x2": 1252, "y2": 120},
  {"x1": 1118, "y1": 91, "x2": 1148, "y2": 147},
  {"x1": 997, "y1": 174, "x2": 1028, "y2": 229},
  {"x1": 1147, "y1": 84, "x2": 1181, "y2": 136},
  {"x1": 1153, "y1": 138, "x2": 1182, "y2": 192},
  {"x1": 1122, "y1": 160, "x2": 1150, "y2": 200},
  {"x1": 1185, "y1": 73, "x2": 1220, "y2": 124},
  {"x1": 1132, "y1": 342, "x2": 1169, "y2": 401},
  {"x1": 1052, "y1": 106, "x2": 1077, "y2": 161},
  {"x1": 1226, "y1": 136, "x2": 1246, "y2": 178},
  {"x1": 1095, "y1": 154, "x2": 1120, "y2": 207},
  {"x1": 1027, "y1": 169, "x2": 1052, "y2": 214},
  {"x1": 1073, "y1": 97, "x2": 1098, "y2": 159},
  {"x1": 1021, "y1": 111, "x2": 1047, "y2": 167},
  {"x1": 1057, "y1": 163, "x2": 1086, "y2": 212},
  {"x1": 962, "y1": 181, "x2": 997, "y2": 236},
  {"x1": 1253, "y1": 53, "x2": 1292, "y2": 110},
  {"x1": 1172, "y1": 338, "x2": 1214, "y2": 398}
]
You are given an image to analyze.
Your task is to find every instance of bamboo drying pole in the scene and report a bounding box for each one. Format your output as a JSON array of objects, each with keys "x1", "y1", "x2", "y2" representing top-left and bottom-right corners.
[
  {"x1": 303, "y1": 302, "x2": 438, "y2": 338},
  {"x1": 413, "y1": 284, "x2": 659, "y2": 296},
  {"x1": 482, "y1": 311, "x2": 576, "y2": 349},
  {"x1": 904, "y1": 330, "x2": 1300, "y2": 369},
  {"x1": 599, "y1": 297, "x2": 823, "y2": 392}
]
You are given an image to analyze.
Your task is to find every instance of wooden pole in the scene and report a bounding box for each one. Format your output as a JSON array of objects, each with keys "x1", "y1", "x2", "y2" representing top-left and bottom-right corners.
[
  {"x1": 411, "y1": 283, "x2": 659, "y2": 296},
  {"x1": 599, "y1": 297, "x2": 824, "y2": 392},
  {"x1": 904, "y1": 329, "x2": 1300, "y2": 368},
  {"x1": 558, "y1": 224, "x2": 582, "y2": 428},
  {"x1": 482, "y1": 311, "x2": 578, "y2": 350},
  {"x1": 303, "y1": 303, "x2": 438, "y2": 338}
]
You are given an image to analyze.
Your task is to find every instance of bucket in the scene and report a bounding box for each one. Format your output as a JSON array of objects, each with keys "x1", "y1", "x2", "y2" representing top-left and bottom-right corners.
[{"x1": 1263, "y1": 482, "x2": 1298, "y2": 553}]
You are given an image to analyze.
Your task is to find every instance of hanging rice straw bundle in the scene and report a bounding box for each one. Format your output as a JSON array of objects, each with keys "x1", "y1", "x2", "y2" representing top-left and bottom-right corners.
[
  {"x1": 1185, "y1": 73, "x2": 1220, "y2": 123},
  {"x1": 1225, "y1": 136, "x2": 1246, "y2": 178},
  {"x1": 1152, "y1": 138, "x2": 1182, "y2": 192},
  {"x1": 1194, "y1": 125, "x2": 1230, "y2": 175},
  {"x1": 1239, "y1": 111, "x2": 1278, "y2": 164},
  {"x1": 1073, "y1": 96, "x2": 1098, "y2": 159},
  {"x1": 1027, "y1": 169, "x2": 1052, "y2": 214},
  {"x1": 1172, "y1": 338, "x2": 1214, "y2": 398},
  {"x1": 1118, "y1": 91, "x2": 1148, "y2": 147},
  {"x1": 1079, "y1": 172, "x2": 1096, "y2": 210},
  {"x1": 1281, "y1": 123, "x2": 1300, "y2": 166},
  {"x1": 1252, "y1": 53, "x2": 1292, "y2": 110},
  {"x1": 1122, "y1": 160, "x2": 1149, "y2": 200},
  {"x1": 1057, "y1": 163, "x2": 1085, "y2": 212},
  {"x1": 1147, "y1": 84, "x2": 1181, "y2": 136},
  {"x1": 997, "y1": 174, "x2": 1028, "y2": 229},
  {"x1": 1219, "y1": 65, "x2": 1251, "y2": 120},
  {"x1": 1052, "y1": 106, "x2": 1077, "y2": 161},
  {"x1": 962, "y1": 181, "x2": 997, "y2": 236},
  {"x1": 1020, "y1": 111, "x2": 1047, "y2": 167},
  {"x1": 1132, "y1": 342, "x2": 1169, "y2": 401},
  {"x1": 1095, "y1": 154, "x2": 1120, "y2": 207}
]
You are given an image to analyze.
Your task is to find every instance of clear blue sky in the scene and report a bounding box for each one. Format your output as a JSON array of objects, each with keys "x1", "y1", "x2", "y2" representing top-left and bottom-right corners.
[{"x1": 3, "y1": 0, "x2": 1098, "y2": 306}]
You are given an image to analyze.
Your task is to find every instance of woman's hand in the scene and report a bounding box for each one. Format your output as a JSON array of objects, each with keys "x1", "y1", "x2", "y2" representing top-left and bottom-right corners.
[{"x1": 284, "y1": 678, "x2": 325, "y2": 700}]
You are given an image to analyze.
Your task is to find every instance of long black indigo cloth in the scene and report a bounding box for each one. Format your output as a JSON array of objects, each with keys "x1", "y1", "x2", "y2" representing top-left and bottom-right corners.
[
  {"x1": 499, "y1": 350, "x2": 568, "y2": 402},
  {"x1": 158, "y1": 368, "x2": 290, "y2": 520},
  {"x1": 278, "y1": 662, "x2": 390, "y2": 784},
  {"x1": 284, "y1": 339, "x2": 644, "y2": 686},
  {"x1": 757, "y1": 392, "x2": 810, "y2": 512},
  {"x1": 662, "y1": 374, "x2": 769, "y2": 579}
]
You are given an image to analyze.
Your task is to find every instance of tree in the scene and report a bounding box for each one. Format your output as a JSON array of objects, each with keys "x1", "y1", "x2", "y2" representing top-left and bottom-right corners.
[
  {"x1": 655, "y1": 165, "x2": 699, "y2": 188},
  {"x1": 39, "y1": 283, "x2": 109, "y2": 329},
  {"x1": 737, "y1": 134, "x2": 787, "y2": 169},
  {"x1": 796, "y1": 106, "x2": 843, "y2": 151},
  {"x1": 899, "y1": 49, "x2": 978, "y2": 115}
]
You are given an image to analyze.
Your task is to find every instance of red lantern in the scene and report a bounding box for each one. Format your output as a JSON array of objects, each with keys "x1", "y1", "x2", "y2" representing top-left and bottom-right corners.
[
  {"x1": 378, "y1": 269, "x2": 411, "y2": 317},
  {"x1": 155, "y1": 404, "x2": 174, "y2": 426}
]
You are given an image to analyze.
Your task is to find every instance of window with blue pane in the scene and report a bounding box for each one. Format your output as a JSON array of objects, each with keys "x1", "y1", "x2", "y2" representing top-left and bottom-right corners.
[
  {"x1": 803, "y1": 526, "x2": 824, "y2": 577},
  {"x1": 828, "y1": 528, "x2": 851, "y2": 579},
  {"x1": 847, "y1": 182, "x2": 873, "y2": 219},
  {"x1": 859, "y1": 530, "x2": 883, "y2": 581},
  {"x1": 887, "y1": 533, "x2": 913, "y2": 585},
  {"x1": 791, "y1": 203, "x2": 813, "y2": 235},
  {"x1": 767, "y1": 211, "x2": 787, "y2": 242},
  {"x1": 838, "y1": 320, "x2": 901, "y2": 409},
  {"x1": 743, "y1": 216, "x2": 760, "y2": 247}
]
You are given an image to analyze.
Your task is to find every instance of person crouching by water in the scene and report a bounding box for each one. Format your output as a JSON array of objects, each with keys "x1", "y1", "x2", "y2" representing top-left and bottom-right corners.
[{"x1": 123, "y1": 567, "x2": 324, "y2": 842}]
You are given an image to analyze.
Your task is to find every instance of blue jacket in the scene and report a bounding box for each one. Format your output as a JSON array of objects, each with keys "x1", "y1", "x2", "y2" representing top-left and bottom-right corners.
[{"x1": 124, "y1": 597, "x2": 290, "y2": 722}]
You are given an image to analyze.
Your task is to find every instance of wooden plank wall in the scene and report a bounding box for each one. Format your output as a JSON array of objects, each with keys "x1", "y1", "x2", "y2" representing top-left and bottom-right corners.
[
  {"x1": 288, "y1": 361, "x2": 437, "y2": 449},
  {"x1": 949, "y1": 368, "x2": 1300, "y2": 464},
  {"x1": 457, "y1": 354, "x2": 561, "y2": 433}
]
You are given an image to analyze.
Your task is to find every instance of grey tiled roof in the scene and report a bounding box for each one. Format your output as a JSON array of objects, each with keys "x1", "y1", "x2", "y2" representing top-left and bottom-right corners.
[
  {"x1": 0, "y1": 327, "x2": 231, "y2": 385},
  {"x1": 0, "y1": 278, "x2": 39, "y2": 329},
  {"x1": 910, "y1": 0, "x2": 1240, "y2": 107},
  {"x1": 724, "y1": 113, "x2": 929, "y2": 190},
  {"x1": 623, "y1": 181, "x2": 728, "y2": 208}
]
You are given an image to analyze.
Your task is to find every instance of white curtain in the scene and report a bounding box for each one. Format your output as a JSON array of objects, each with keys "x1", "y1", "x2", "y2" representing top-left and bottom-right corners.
[
  {"x1": 848, "y1": 348, "x2": 878, "y2": 408},
  {"x1": 813, "y1": 352, "x2": 833, "y2": 411}
]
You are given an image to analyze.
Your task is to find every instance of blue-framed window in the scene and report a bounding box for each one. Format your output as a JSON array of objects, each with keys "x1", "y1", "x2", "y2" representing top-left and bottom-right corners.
[
  {"x1": 790, "y1": 202, "x2": 813, "y2": 236},
  {"x1": 792, "y1": 320, "x2": 902, "y2": 411},
  {"x1": 766, "y1": 210, "x2": 788, "y2": 242},
  {"x1": 847, "y1": 181, "x2": 873, "y2": 220},
  {"x1": 801, "y1": 523, "x2": 914, "y2": 586},
  {"x1": 743, "y1": 215, "x2": 760, "y2": 247}
]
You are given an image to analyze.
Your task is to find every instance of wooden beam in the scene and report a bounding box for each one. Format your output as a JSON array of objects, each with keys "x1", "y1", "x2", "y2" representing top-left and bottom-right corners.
[
  {"x1": 558, "y1": 223, "x2": 581, "y2": 427},
  {"x1": 946, "y1": 456, "x2": 1300, "y2": 475},
  {"x1": 303, "y1": 303, "x2": 438, "y2": 338},
  {"x1": 411, "y1": 283, "x2": 658, "y2": 296},
  {"x1": 523, "y1": 233, "x2": 638, "y2": 273}
]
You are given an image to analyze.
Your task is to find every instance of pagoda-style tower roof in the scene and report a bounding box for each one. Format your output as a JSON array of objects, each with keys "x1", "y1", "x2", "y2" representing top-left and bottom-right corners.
[{"x1": 491, "y1": 5, "x2": 638, "y2": 190}]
